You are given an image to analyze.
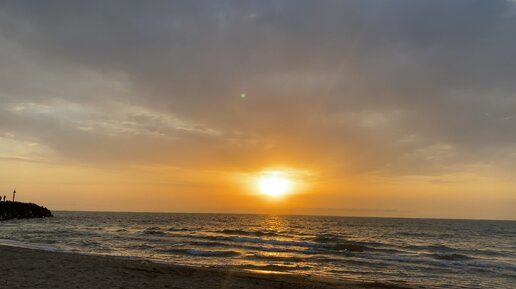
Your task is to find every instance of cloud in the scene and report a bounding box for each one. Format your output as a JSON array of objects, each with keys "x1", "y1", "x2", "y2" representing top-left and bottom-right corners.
[{"x1": 0, "y1": 0, "x2": 515, "y2": 176}]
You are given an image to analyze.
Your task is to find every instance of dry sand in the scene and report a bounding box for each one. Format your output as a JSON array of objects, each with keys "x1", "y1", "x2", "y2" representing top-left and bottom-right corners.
[{"x1": 0, "y1": 245, "x2": 425, "y2": 289}]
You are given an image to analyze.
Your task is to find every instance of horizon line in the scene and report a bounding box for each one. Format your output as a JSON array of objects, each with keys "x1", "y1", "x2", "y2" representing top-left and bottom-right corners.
[{"x1": 51, "y1": 209, "x2": 516, "y2": 222}]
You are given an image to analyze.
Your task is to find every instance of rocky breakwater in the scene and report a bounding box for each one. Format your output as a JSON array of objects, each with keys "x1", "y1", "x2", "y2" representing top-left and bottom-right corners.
[{"x1": 0, "y1": 202, "x2": 53, "y2": 221}]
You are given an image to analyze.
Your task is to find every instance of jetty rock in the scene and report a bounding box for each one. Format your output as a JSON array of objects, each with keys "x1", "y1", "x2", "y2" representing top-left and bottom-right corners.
[{"x1": 0, "y1": 202, "x2": 53, "y2": 221}]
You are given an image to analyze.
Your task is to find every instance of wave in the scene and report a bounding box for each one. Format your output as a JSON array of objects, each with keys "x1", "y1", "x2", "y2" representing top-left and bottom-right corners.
[
  {"x1": 77, "y1": 240, "x2": 101, "y2": 247},
  {"x1": 311, "y1": 234, "x2": 372, "y2": 252},
  {"x1": 426, "y1": 244, "x2": 456, "y2": 252},
  {"x1": 218, "y1": 229, "x2": 281, "y2": 237},
  {"x1": 396, "y1": 231, "x2": 454, "y2": 238},
  {"x1": 123, "y1": 244, "x2": 154, "y2": 250},
  {"x1": 404, "y1": 244, "x2": 456, "y2": 252},
  {"x1": 368, "y1": 252, "x2": 485, "y2": 269},
  {"x1": 166, "y1": 227, "x2": 191, "y2": 232},
  {"x1": 0, "y1": 238, "x2": 59, "y2": 251},
  {"x1": 430, "y1": 253, "x2": 473, "y2": 261},
  {"x1": 238, "y1": 264, "x2": 311, "y2": 272},
  {"x1": 186, "y1": 249, "x2": 240, "y2": 257},
  {"x1": 250, "y1": 246, "x2": 300, "y2": 253},
  {"x1": 403, "y1": 244, "x2": 506, "y2": 258},
  {"x1": 224, "y1": 236, "x2": 330, "y2": 249},
  {"x1": 467, "y1": 260, "x2": 516, "y2": 272},
  {"x1": 154, "y1": 234, "x2": 303, "y2": 253},
  {"x1": 163, "y1": 248, "x2": 240, "y2": 257},
  {"x1": 470, "y1": 249, "x2": 507, "y2": 257},
  {"x1": 189, "y1": 241, "x2": 230, "y2": 247},
  {"x1": 333, "y1": 243, "x2": 367, "y2": 252},
  {"x1": 168, "y1": 233, "x2": 373, "y2": 253},
  {"x1": 143, "y1": 227, "x2": 166, "y2": 235},
  {"x1": 248, "y1": 253, "x2": 304, "y2": 262},
  {"x1": 24, "y1": 238, "x2": 58, "y2": 244},
  {"x1": 312, "y1": 234, "x2": 347, "y2": 243}
]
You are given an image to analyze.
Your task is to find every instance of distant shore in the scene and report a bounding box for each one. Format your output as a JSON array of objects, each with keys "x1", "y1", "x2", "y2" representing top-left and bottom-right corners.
[{"x1": 0, "y1": 245, "x2": 423, "y2": 289}]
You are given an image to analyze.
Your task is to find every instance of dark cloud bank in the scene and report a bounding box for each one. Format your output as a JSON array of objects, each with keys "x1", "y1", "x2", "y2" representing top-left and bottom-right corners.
[{"x1": 0, "y1": 0, "x2": 515, "y2": 175}]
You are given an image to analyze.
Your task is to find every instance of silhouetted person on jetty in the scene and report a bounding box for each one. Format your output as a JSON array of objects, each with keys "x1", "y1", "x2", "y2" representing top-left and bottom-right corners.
[{"x1": 12, "y1": 189, "x2": 16, "y2": 202}]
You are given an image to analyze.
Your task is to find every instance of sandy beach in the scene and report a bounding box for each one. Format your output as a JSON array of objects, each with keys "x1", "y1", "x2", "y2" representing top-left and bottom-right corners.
[{"x1": 0, "y1": 245, "x2": 424, "y2": 289}]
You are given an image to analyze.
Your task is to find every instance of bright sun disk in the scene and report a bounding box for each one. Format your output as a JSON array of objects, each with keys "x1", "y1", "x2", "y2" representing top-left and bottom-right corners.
[{"x1": 259, "y1": 175, "x2": 290, "y2": 197}]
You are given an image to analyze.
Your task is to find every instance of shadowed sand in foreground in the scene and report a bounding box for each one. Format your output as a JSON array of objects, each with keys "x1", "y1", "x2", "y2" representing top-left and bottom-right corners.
[{"x1": 0, "y1": 246, "x2": 426, "y2": 289}]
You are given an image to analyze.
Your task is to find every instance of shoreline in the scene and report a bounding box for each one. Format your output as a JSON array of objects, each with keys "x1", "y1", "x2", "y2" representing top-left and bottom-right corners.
[{"x1": 0, "y1": 245, "x2": 424, "y2": 289}]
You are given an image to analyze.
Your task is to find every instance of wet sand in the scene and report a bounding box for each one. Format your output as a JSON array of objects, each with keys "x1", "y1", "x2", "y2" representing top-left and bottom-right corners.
[{"x1": 0, "y1": 245, "x2": 424, "y2": 289}]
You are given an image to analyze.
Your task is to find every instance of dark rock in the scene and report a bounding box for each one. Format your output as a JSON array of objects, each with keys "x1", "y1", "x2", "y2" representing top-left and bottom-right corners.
[{"x1": 0, "y1": 201, "x2": 53, "y2": 221}]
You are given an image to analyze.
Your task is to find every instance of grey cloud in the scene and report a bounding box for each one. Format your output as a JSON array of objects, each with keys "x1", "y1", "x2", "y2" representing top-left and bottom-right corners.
[{"x1": 0, "y1": 0, "x2": 515, "y2": 174}]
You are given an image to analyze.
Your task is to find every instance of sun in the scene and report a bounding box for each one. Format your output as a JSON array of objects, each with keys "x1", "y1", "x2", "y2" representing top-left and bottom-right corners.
[{"x1": 258, "y1": 174, "x2": 290, "y2": 197}]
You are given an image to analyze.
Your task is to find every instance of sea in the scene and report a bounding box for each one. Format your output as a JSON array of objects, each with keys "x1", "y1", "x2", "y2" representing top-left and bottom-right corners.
[{"x1": 0, "y1": 212, "x2": 514, "y2": 289}]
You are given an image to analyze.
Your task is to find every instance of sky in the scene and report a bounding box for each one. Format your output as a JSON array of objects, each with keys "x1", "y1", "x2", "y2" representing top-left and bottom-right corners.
[{"x1": 0, "y1": 0, "x2": 515, "y2": 220}]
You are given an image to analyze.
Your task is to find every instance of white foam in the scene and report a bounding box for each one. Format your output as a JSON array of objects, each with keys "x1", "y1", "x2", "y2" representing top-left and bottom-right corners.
[{"x1": 0, "y1": 238, "x2": 58, "y2": 252}]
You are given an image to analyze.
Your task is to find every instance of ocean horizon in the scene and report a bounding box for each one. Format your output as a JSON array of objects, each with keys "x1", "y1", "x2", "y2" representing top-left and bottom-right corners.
[
  {"x1": 1, "y1": 211, "x2": 514, "y2": 289},
  {"x1": 53, "y1": 210, "x2": 516, "y2": 222}
]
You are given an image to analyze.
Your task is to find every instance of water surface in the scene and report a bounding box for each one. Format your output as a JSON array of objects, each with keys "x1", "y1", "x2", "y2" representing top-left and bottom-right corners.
[{"x1": 0, "y1": 212, "x2": 514, "y2": 289}]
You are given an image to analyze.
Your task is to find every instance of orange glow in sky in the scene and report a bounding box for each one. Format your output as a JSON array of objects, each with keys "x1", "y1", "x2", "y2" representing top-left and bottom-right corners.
[{"x1": 0, "y1": 1, "x2": 515, "y2": 220}]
